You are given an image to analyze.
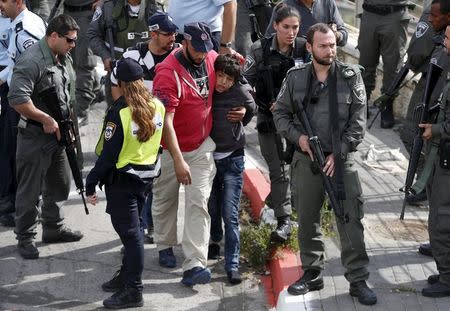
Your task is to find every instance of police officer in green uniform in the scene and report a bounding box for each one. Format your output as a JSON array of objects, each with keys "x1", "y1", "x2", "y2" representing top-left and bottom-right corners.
[
  {"x1": 87, "y1": 0, "x2": 160, "y2": 106},
  {"x1": 358, "y1": 0, "x2": 410, "y2": 128},
  {"x1": 243, "y1": 3, "x2": 309, "y2": 243},
  {"x1": 86, "y1": 57, "x2": 165, "y2": 309},
  {"x1": 64, "y1": 0, "x2": 103, "y2": 126},
  {"x1": 273, "y1": 23, "x2": 377, "y2": 305},
  {"x1": 7, "y1": 14, "x2": 83, "y2": 259},
  {"x1": 420, "y1": 23, "x2": 450, "y2": 298}
]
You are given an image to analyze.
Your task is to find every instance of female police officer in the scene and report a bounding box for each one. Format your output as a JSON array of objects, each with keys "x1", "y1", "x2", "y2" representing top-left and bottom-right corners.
[
  {"x1": 243, "y1": 3, "x2": 309, "y2": 243},
  {"x1": 85, "y1": 57, "x2": 165, "y2": 309}
]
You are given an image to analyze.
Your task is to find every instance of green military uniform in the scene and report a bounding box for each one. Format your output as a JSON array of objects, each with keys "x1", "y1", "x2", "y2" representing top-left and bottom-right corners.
[
  {"x1": 358, "y1": 0, "x2": 410, "y2": 119},
  {"x1": 87, "y1": 0, "x2": 158, "y2": 106},
  {"x1": 64, "y1": 0, "x2": 98, "y2": 120},
  {"x1": 425, "y1": 68, "x2": 450, "y2": 286},
  {"x1": 273, "y1": 61, "x2": 370, "y2": 282},
  {"x1": 7, "y1": 38, "x2": 74, "y2": 243},
  {"x1": 243, "y1": 34, "x2": 308, "y2": 220}
]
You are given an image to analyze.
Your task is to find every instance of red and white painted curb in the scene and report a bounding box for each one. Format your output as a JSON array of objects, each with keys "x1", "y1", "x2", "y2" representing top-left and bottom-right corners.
[{"x1": 242, "y1": 165, "x2": 305, "y2": 310}]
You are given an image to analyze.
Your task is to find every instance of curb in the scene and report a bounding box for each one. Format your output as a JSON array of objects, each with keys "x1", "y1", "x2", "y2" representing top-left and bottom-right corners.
[{"x1": 242, "y1": 168, "x2": 303, "y2": 310}]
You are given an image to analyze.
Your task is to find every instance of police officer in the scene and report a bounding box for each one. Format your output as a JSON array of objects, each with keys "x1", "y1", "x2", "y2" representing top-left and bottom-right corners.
[
  {"x1": 419, "y1": 22, "x2": 450, "y2": 298},
  {"x1": 63, "y1": 0, "x2": 103, "y2": 126},
  {"x1": 265, "y1": 0, "x2": 348, "y2": 47},
  {"x1": 273, "y1": 23, "x2": 377, "y2": 305},
  {"x1": 399, "y1": 0, "x2": 450, "y2": 257},
  {"x1": 0, "y1": 0, "x2": 46, "y2": 229},
  {"x1": 0, "y1": 13, "x2": 13, "y2": 227},
  {"x1": 86, "y1": 57, "x2": 165, "y2": 309},
  {"x1": 8, "y1": 14, "x2": 83, "y2": 260},
  {"x1": 87, "y1": 0, "x2": 160, "y2": 106},
  {"x1": 358, "y1": 0, "x2": 411, "y2": 128},
  {"x1": 108, "y1": 11, "x2": 177, "y2": 243},
  {"x1": 243, "y1": 3, "x2": 308, "y2": 243}
]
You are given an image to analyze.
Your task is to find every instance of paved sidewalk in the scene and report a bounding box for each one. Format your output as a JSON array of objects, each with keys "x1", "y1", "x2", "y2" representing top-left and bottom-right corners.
[
  {"x1": 244, "y1": 107, "x2": 449, "y2": 310},
  {"x1": 0, "y1": 102, "x2": 267, "y2": 311}
]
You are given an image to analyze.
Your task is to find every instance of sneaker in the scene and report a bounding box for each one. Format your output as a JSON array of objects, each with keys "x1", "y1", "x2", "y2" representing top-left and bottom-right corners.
[
  {"x1": 18, "y1": 241, "x2": 39, "y2": 259},
  {"x1": 287, "y1": 269, "x2": 323, "y2": 295},
  {"x1": 422, "y1": 281, "x2": 450, "y2": 298},
  {"x1": 103, "y1": 286, "x2": 143, "y2": 309},
  {"x1": 349, "y1": 280, "x2": 377, "y2": 305},
  {"x1": 227, "y1": 270, "x2": 242, "y2": 284},
  {"x1": 270, "y1": 217, "x2": 291, "y2": 244},
  {"x1": 102, "y1": 268, "x2": 125, "y2": 292},
  {"x1": 158, "y1": 248, "x2": 176, "y2": 268},
  {"x1": 208, "y1": 243, "x2": 220, "y2": 260},
  {"x1": 181, "y1": 266, "x2": 212, "y2": 286},
  {"x1": 42, "y1": 226, "x2": 83, "y2": 243}
]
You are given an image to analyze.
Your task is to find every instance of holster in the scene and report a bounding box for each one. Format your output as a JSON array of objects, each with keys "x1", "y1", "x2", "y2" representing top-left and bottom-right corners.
[{"x1": 439, "y1": 139, "x2": 450, "y2": 170}]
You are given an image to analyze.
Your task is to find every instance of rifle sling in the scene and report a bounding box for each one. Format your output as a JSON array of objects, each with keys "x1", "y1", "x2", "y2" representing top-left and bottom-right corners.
[{"x1": 328, "y1": 64, "x2": 346, "y2": 201}]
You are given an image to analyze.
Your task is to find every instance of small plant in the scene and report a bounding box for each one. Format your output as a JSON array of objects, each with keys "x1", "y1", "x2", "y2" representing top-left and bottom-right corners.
[{"x1": 240, "y1": 223, "x2": 299, "y2": 271}]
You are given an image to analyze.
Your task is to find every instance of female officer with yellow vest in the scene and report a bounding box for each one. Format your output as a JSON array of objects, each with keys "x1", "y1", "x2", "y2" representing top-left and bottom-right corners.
[{"x1": 85, "y1": 57, "x2": 165, "y2": 309}]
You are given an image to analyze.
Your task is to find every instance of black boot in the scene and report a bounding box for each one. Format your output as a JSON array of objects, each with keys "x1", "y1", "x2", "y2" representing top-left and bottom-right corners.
[
  {"x1": 380, "y1": 98, "x2": 395, "y2": 129},
  {"x1": 270, "y1": 216, "x2": 291, "y2": 243},
  {"x1": 42, "y1": 225, "x2": 83, "y2": 243},
  {"x1": 428, "y1": 274, "x2": 440, "y2": 285},
  {"x1": 18, "y1": 241, "x2": 39, "y2": 259},
  {"x1": 103, "y1": 286, "x2": 143, "y2": 309},
  {"x1": 102, "y1": 268, "x2": 125, "y2": 292},
  {"x1": 349, "y1": 281, "x2": 377, "y2": 305},
  {"x1": 287, "y1": 269, "x2": 323, "y2": 295},
  {"x1": 418, "y1": 243, "x2": 432, "y2": 257},
  {"x1": 422, "y1": 281, "x2": 450, "y2": 298}
]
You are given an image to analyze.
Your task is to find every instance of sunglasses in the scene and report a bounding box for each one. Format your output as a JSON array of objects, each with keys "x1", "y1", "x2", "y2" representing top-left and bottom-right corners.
[{"x1": 58, "y1": 34, "x2": 77, "y2": 44}]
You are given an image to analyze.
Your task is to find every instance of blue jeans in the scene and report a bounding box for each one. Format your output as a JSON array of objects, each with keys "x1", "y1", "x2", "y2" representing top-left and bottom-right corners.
[{"x1": 208, "y1": 155, "x2": 244, "y2": 272}]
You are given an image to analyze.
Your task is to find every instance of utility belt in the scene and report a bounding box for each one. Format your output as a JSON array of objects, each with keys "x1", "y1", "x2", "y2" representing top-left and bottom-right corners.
[
  {"x1": 440, "y1": 139, "x2": 450, "y2": 170},
  {"x1": 64, "y1": 3, "x2": 92, "y2": 12},
  {"x1": 362, "y1": 3, "x2": 407, "y2": 15}
]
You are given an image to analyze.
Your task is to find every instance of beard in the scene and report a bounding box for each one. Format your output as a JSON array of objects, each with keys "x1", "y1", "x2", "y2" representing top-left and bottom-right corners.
[
  {"x1": 186, "y1": 47, "x2": 204, "y2": 66},
  {"x1": 312, "y1": 50, "x2": 335, "y2": 66}
]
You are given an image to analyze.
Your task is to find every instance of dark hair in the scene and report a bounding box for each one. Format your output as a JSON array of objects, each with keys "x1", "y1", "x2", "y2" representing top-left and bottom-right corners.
[
  {"x1": 273, "y1": 3, "x2": 300, "y2": 24},
  {"x1": 46, "y1": 14, "x2": 80, "y2": 37},
  {"x1": 432, "y1": 0, "x2": 450, "y2": 13},
  {"x1": 306, "y1": 23, "x2": 333, "y2": 44},
  {"x1": 214, "y1": 54, "x2": 241, "y2": 83}
]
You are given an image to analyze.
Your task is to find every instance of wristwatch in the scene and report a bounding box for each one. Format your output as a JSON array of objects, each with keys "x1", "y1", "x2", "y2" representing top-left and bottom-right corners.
[{"x1": 220, "y1": 42, "x2": 232, "y2": 48}]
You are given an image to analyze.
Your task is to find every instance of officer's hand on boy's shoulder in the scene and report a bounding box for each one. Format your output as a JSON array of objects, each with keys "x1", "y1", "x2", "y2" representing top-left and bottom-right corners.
[{"x1": 227, "y1": 106, "x2": 246, "y2": 122}]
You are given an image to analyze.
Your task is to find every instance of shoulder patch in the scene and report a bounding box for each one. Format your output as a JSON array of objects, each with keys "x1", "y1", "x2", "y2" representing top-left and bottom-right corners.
[
  {"x1": 22, "y1": 39, "x2": 35, "y2": 50},
  {"x1": 92, "y1": 6, "x2": 102, "y2": 22},
  {"x1": 353, "y1": 83, "x2": 366, "y2": 102},
  {"x1": 104, "y1": 121, "x2": 116, "y2": 141},
  {"x1": 415, "y1": 21, "x2": 429, "y2": 39},
  {"x1": 341, "y1": 63, "x2": 362, "y2": 79},
  {"x1": 243, "y1": 55, "x2": 255, "y2": 73},
  {"x1": 154, "y1": 111, "x2": 164, "y2": 130}
]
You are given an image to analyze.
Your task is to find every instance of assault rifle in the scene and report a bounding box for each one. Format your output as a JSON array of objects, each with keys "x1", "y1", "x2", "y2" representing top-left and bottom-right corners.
[
  {"x1": 295, "y1": 99, "x2": 351, "y2": 245},
  {"x1": 368, "y1": 64, "x2": 410, "y2": 129},
  {"x1": 40, "y1": 87, "x2": 89, "y2": 215},
  {"x1": 399, "y1": 61, "x2": 443, "y2": 220},
  {"x1": 48, "y1": 0, "x2": 63, "y2": 21}
]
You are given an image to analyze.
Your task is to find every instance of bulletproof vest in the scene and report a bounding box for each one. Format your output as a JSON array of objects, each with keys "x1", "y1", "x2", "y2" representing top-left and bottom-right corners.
[
  {"x1": 255, "y1": 37, "x2": 305, "y2": 110},
  {"x1": 112, "y1": 0, "x2": 151, "y2": 58}
]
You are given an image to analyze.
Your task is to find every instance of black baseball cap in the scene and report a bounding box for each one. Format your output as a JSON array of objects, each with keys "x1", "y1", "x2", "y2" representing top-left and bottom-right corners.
[
  {"x1": 183, "y1": 22, "x2": 213, "y2": 53},
  {"x1": 148, "y1": 11, "x2": 178, "y2": 33},
  {"x1": 116, "y1": 58, "x2": 144, "y2": 82}
]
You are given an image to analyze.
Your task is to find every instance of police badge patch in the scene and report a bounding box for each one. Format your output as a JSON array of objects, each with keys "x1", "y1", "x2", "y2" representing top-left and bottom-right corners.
[
  {"x1": 92, "y1": 6, "x2": 102, "y2": 22},
  {"x1": 243, "y1": 55, "x2": 255, "y2": 73},
  {"x1": 353, "y1": 83, "x2": 366, "y2": 102},
  {"x1": 415, "y1": 22, "x2": 429, "y2": 39},
  {"x1": 22, "y1": 39, "x2": 34, "y2": 50},
  {"x1": 104, "y1": 122, "x2": 116, "y2": 141}
]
